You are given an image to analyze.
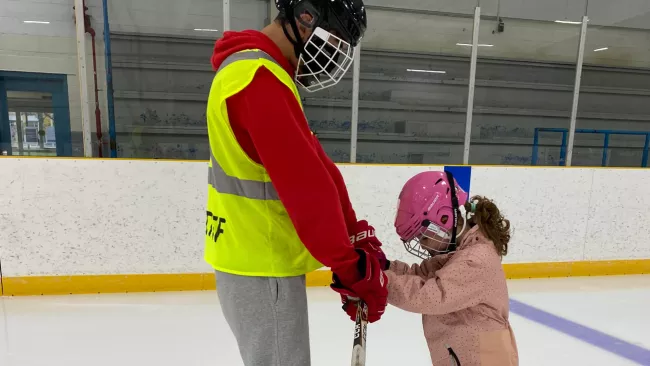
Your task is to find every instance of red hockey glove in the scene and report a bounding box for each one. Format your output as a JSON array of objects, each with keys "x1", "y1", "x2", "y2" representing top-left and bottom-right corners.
[
  {"x1": 331, "y1": 249, "x2": 388, "y2": 323},
  {"x1": 350, "y1": 220, "x2": 389, "y2": 270}
]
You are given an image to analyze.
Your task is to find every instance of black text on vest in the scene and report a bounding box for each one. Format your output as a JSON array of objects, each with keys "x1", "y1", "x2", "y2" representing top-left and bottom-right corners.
[{"x1": 206, "y1": 211, "x2": 227, "y2": 242}]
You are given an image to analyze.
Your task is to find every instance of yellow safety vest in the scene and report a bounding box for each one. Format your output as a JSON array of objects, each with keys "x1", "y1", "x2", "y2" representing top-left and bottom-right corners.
[{"x1": 204, "y1": 49, "x2": 323, "y2": 277}]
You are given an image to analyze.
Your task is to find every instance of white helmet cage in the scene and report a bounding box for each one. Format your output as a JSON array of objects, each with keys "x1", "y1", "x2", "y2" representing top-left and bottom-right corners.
[
  {"x1": 282, "y1": 1, "x2": 356, "y2": 92},
  {"x1": 402, "y1": 205, "x2": 470, "y2": 260},
  {"x1": 296, "y1": 27, "x2": 354, "y2": 92}
]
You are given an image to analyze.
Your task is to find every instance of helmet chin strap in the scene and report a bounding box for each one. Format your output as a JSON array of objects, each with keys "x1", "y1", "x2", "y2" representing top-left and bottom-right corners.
[
  {"x1": 454, "y1": 214, "x2": 468, "y2": 244},
  {"x1": 445, "y1": 170, "x2": 460, "y2": 252}
]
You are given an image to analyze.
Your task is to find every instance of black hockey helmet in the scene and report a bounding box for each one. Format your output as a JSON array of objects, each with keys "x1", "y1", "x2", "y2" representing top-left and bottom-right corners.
[{"x1": 275, "y1": 0, "x2": 367, "y2": 47}]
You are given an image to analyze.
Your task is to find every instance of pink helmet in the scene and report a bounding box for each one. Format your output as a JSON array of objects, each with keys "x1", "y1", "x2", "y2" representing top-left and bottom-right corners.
[{"x1": 394, "y1": 171, "x2": 469, "y2": 258}]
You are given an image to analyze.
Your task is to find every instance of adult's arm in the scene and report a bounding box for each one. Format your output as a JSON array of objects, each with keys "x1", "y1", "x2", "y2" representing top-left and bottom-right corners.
[
  {"x1": 225, "y1": 67, "x2": 359, "y2": 283},
  {"x1": 313, "y1": 138, "x2": 359, "y2": 235}
]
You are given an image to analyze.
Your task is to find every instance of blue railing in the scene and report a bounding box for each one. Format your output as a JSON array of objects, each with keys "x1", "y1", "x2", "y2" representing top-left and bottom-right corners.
[{"x1": 532, "y1": 128, "x2": 650, "y2": 167}]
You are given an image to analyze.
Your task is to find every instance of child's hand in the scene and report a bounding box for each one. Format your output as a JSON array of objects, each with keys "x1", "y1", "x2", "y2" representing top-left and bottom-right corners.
[{"x1": 350, "y1": 220, "x2": 389, "y2": 270}]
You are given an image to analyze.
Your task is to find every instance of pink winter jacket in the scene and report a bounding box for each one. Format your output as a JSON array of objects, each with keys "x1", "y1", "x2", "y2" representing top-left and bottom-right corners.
[{"x1": 385, "y1": 225, "x2": 518, "y2": 366}]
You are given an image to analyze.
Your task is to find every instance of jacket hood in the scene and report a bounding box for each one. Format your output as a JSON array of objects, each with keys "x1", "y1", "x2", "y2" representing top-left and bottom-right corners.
[{"x1": 210, "y1": 30, "x2": 294, "y2": 76}]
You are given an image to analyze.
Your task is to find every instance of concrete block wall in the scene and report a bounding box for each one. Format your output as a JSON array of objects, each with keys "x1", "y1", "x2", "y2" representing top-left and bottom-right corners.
[
  {"x1": 0, "y1": 0, "x2": 264, "y2": 157},
  {"x1": 1, "y1": 0, "x2": 649, "y2": 163}
]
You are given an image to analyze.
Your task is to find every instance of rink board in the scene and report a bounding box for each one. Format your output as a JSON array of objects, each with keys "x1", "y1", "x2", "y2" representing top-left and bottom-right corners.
[
  {"x1": 1, "y1": 157, "x2": 650, "y2": 296},
  {"x1": 3, "y1": 259, "x2": 650, "y2": 296}
]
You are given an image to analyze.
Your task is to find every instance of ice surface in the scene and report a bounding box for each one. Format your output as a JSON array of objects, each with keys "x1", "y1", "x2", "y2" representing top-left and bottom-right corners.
[{"x1": 1, "y1": 275, "x2": 648, "y2": 366}]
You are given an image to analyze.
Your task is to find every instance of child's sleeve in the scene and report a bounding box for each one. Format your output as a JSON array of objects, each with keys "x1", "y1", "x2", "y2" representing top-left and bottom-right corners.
[
  {"x1": 389, "y1": 256, "x2": 448, "y2": 278},
  {"x1": 388, "y1": 261, "x2": 416, "y2": 275},
  {"x1": 385, "y1": 255, "x2": 490, "y2": 315}
]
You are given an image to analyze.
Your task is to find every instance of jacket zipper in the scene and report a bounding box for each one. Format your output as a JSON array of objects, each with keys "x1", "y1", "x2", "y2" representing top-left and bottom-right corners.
[{"x1": 447, "y1": 345, "x2": 461, "y2": 366}]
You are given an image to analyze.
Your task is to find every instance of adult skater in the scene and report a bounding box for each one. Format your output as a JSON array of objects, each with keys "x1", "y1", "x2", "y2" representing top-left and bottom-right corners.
[{"x1": 203, "y1": 0, "x2": 388, "y2": 365}]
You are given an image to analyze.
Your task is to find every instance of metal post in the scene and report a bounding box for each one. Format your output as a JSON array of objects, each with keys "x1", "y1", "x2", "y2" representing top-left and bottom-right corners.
[
  {"x1": 74, "y1": 0, "x2": 93, "y2": 157},
  {"x1": 38, "y1": 113, "x2": 45, "y2": 149},
  {"x1": 601, "y1": 133, "x2": 610, "y2": 167},
  {"x1": 224, "y1": 0, "x2": 231, "y2": 31},
  {"x1": 102, "y1": 0, "x2": 117, "y2": 158},
  {"x1": 16, "y1": 111, "x2": 24, "y2": 154},
  {"x1": 462, "y1": 6, "x2": 481, "y2": 165},
  {"x1": 0, "y1": 80, "x2": 10, "y2": 156},
  {"x1": 560, "y1": 131, "x2": 568, "y2": 166},
  {"x1": 350, "y1": 45, "x2": 361, "y2": 163},
  {"x1": 531, "y1": 128, "x2": 539, "y2": 165},
  {"x1": 565, "y1": 15, "x2": 588, "y2": 166},
  {"x1": 641, "y1": 133, "x2": 649, "y2": 168}
]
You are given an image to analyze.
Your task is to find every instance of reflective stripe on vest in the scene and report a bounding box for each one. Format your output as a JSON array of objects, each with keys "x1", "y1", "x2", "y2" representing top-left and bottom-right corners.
[
  {"x1": 207, "y1": 50, "x2": 282, "y2": 201},
  {"x1": 216, "y1": 51, "x2": 278, "y2": 73},
  {"x1": 209, "y1": 151, "x2": 279, "y2": 200}
]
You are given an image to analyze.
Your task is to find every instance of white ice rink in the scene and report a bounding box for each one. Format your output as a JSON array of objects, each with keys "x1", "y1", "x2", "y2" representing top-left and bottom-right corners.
[{"x1": 1, "y1": 275, "x2": 649, "y2": 366}]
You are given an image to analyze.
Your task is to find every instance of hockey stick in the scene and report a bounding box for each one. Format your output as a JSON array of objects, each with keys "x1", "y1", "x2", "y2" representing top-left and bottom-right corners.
[{"x1": 351, "y1": 301, "x2": 368, "y2": 366}]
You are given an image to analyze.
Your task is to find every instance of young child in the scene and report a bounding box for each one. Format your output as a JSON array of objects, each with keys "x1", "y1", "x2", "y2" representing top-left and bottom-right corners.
[{"x1": 385, "y1": 170, "x2": 518, "y2": 366}]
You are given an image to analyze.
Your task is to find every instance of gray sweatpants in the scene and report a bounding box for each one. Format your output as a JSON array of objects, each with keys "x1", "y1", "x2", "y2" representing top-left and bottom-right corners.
[{"x1": 215, "y1": 271, "x2": 311, "y2": 366}]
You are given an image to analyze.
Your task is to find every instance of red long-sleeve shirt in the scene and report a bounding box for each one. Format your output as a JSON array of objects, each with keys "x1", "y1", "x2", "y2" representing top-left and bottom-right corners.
[{"x1": 212, "y1": 30, "x2": 360, "y2": 280}]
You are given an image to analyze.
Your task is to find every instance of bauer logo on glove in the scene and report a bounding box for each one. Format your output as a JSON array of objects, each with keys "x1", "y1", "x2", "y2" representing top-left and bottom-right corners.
[{"x1": 350, "y1": 229, "x2": 375, "y2": 245}]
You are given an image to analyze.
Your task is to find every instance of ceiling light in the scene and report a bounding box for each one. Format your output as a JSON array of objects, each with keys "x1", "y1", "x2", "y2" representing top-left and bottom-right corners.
[
  {"x1": 23, "y1": 20, "x2": 50, "y2": 24},
  {"x1": 194, "y1": 28, "x2": 219, "y2": 32},
  {"x1": 407, "y1": 69, "x2": 446, "y2": 74},
  {"x1": 594, "y1": 47, "x2": 609, "y2": 52},
  {"x1": 456, "y1": 43, "x2": 494, "y2": 47},
  {"x1": 554, "y1": 20, "x2": 582, "y2": 25}
]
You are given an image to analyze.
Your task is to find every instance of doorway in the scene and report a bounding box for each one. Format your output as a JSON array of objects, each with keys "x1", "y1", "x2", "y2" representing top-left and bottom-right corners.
[{"x1": 0, "y1": 71, "x2": 72, "y2": 156}]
